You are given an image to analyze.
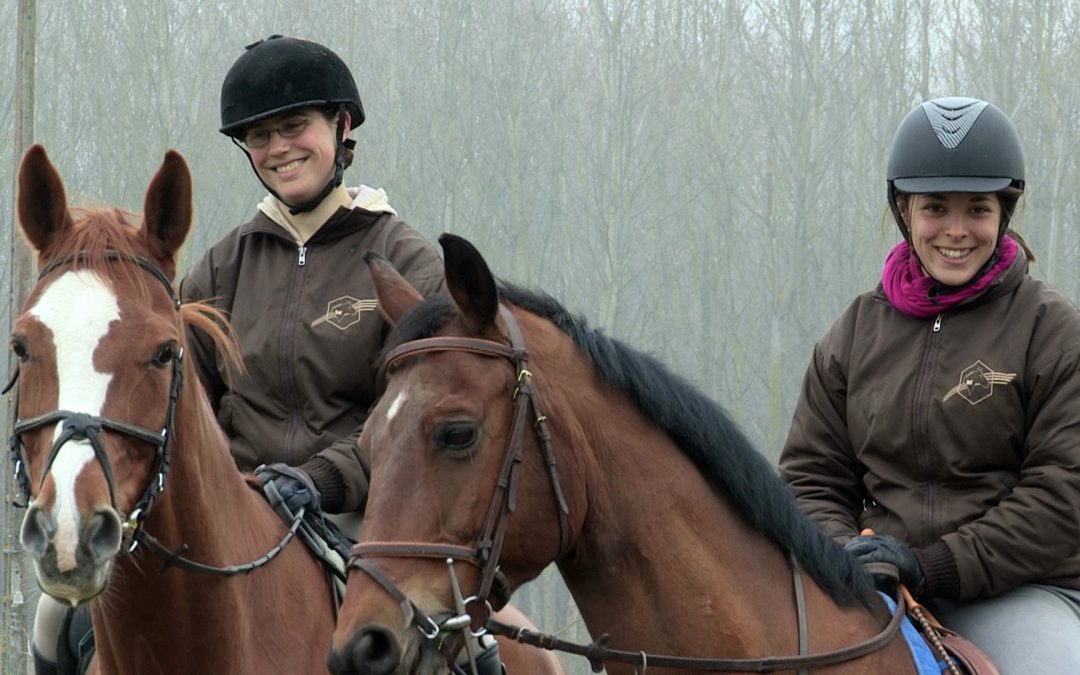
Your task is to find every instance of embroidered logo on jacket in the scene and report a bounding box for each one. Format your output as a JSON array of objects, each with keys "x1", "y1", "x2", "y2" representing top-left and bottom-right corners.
[
  {"x1": 311, "y1": 296, "x2": 378, "y2": 330},
  {"x1": 942, "y1": 360, "x2": 1016, "y2": 405}
]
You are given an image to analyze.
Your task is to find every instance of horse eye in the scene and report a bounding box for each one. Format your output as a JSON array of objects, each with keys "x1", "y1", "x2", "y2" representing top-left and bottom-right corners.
[
  {"x1": 152, "y1": 342, "x2": 178, "y2": 368},
  {"x1": 10, "y1": 337, "x2": 28, "y2": 362},
  {"x1": 434, "y1": 422, "x2": 480, "y2": 453}
]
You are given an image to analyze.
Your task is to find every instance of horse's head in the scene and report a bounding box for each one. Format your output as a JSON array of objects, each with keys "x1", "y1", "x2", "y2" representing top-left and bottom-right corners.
[
  {"x1": 12, "y1": 145, "x2": 192, "y2": 603},
  {"x1": 329, "y1": 235, "x2": 581, "y2": 674}
]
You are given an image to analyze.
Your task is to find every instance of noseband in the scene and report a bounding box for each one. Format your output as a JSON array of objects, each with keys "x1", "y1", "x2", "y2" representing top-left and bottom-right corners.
[{"x1": 348, "y1": 305, "x2": 572, "y2": 658}]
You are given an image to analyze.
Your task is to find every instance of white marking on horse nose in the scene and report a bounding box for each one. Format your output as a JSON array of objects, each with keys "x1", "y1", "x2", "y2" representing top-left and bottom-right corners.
[
  {"x1": 386, "y1": 391, "x2": 407, "y2": 421},
  {"x1": 28, "y1": 270, "x2": 119, "y2": 570}
]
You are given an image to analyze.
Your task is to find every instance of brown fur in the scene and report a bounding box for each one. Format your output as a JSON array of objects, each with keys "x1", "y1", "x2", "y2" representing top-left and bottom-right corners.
[
  {"x1": 15, "y1": 146, "x2": 335, "y2": 674},
  {"x1": 331, "y1": 235, "x2": 918, "y2": 675}
]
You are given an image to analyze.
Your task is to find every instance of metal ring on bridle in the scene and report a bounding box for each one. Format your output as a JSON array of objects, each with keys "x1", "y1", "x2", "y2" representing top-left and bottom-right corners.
[{"x1": 464, "y1": 596, "x2": 493, "y2": 637}]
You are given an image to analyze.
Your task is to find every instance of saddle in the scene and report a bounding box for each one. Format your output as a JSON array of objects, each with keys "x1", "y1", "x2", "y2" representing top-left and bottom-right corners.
[{"x1": 899, "y1": 585, "x2": 999, "y2": 675}]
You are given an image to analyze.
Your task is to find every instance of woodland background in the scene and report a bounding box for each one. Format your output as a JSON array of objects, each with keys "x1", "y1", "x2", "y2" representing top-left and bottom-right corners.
[{"x1": 4, "y1": 1, "x2": 1080, "y2": 672}]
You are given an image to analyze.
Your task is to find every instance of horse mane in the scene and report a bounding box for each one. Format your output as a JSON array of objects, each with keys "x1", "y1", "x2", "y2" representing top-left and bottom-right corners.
[
  {"x1": 179, "y1": 302, "x2": 244, "y2": 385},
  {"x1": 383, "y1": 282, "x2": 876, "y2": 609}
]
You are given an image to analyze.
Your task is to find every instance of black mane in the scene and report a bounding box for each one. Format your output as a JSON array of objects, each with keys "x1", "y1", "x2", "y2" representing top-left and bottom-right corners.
[{"x1": 383, "y1": 282, "x2": 876, "y2": 608}]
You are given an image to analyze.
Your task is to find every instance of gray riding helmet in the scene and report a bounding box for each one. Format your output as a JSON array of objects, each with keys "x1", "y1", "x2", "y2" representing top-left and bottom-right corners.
[{"x1": 887, "y1": 97, "x2": 1025, "y2": 241}]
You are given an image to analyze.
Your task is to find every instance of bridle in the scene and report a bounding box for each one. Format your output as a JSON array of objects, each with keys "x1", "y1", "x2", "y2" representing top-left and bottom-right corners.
[
  {"x1": 347, "y1": 303, "x2": 910, "y2": 673},
  {"x1": 6, "y1": 250, "x2": 303, "y2": 577},
  {"x1": 348, "y1": 305, "x2": 572, "y2": 669},
  {"x1": 6, "y1": 251, "x2": 182, "y2": 541}
]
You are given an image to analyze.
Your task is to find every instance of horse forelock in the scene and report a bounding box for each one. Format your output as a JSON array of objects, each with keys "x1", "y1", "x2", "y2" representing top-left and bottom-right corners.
[
  {"x1": 38, "y1": 208, "x2": 156, "y2": 301},
  {"x1": 379, "y1": 295, "x2": 456, "y2": 361}
]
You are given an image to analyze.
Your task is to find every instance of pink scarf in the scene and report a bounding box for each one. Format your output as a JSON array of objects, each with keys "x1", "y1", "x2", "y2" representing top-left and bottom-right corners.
[{"x1": 881, "y1": 235, "x2": 1018, "y2": 318}]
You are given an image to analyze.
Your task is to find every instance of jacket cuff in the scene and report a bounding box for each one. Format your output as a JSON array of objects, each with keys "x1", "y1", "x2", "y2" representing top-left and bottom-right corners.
[
  {"x1": 299, "y1": 457, "x2": 346, "y2": 513},
  {"x1": 914, "y1": 541, "x2": 960, "y2": 599}
]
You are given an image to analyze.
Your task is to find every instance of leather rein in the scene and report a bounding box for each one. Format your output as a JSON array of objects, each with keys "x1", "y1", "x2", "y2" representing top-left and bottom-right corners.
[
  {"x1": 347, "y1": 304, "x2": 907, "y2": 672},
  {"x1": 6, "y1": 250, "x2": 303, "y2": 577}
]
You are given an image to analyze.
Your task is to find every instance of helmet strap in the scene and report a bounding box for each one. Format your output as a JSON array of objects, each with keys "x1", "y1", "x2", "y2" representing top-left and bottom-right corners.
[{"x1": 888, "y1": 183, "x2": 910, "y2": 243}]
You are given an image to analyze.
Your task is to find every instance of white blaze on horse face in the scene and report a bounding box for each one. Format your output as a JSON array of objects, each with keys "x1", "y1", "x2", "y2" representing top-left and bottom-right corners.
[
  {"x1": 28, "y1": 270, "x2": 120, "y2": 572},
  {"x1": 386, "y1": 391, "x2": 408, "y2": 422}
]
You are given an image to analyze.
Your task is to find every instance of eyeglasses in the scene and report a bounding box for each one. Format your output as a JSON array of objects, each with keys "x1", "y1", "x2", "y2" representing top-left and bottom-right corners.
[{"x1": 241, "y1": 117, "x2": 311, "y2": 149}]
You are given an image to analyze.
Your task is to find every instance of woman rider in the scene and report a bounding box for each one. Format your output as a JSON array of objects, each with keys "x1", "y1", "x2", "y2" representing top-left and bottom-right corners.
[{"x1": 780, "y1": 97, "x2": 1080, "y2": 672}]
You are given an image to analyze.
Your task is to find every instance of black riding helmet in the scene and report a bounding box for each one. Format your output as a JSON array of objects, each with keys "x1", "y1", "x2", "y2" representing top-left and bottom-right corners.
[
  {"x1": 887, "y1": 97, "x2": 1025, "y2": 243},
  {"x1": 220, "y1": 35, "x2": 365, "y2": 214}
]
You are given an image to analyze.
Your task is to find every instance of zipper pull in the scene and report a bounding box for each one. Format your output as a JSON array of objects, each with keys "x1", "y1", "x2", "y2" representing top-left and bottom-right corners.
[
  {"x1": 297, "y1": 245, "x2": 307, "y2": 266},
  {"x1": 932, "y1": 313, "x2": 942, "y2": 333}
]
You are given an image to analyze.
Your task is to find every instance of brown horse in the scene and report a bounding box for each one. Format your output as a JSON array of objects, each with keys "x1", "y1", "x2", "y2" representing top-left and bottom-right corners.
[
  {"x1": 328, "y1": 234, "x2": 924, "y2": 674},
  {"x1": 10, "y1": 145, "x2": 339, "y2": 673},
  {"x1": 11, "y1": 146, "x2": 567, "y2": 675}
]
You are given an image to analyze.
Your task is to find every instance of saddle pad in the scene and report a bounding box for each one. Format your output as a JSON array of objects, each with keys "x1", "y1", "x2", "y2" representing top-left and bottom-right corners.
[{"x1": 879, "y1": 592, "x2": 946, "y2": 675}]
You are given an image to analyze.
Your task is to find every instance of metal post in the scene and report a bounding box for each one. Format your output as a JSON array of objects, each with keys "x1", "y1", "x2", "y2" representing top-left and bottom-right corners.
[{"x1": 4, "y1": 1, "x2": 37, "y2": 673}]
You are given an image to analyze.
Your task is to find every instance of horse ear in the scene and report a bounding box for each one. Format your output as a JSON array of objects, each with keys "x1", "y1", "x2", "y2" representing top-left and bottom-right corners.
[
  {"x1": 16, "y1": 145, "x2": 73, "y2": 257},
  {"x1": 142, "y1": 150, "x2": 193, "y2": 278},
  {"x1": 439, "y1": 234, "x2": 498, "y2": 333},
  {"x1": 364, "y1": 252, "x2": 423, "y2": 325}
]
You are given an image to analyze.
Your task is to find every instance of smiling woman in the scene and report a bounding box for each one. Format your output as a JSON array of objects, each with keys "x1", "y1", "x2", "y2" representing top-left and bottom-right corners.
[{"x1": 780, "y1": 96, "x2": 1080, "y2": 672}]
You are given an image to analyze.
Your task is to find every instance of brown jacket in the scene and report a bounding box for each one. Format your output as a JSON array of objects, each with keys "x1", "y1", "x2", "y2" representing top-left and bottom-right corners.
[
  {"x1": 180, "y1": 202, "x2": 443, "y2": 513},
  {"x1": 780, "y1": 253, "x2": 1080, "y2": 600}
]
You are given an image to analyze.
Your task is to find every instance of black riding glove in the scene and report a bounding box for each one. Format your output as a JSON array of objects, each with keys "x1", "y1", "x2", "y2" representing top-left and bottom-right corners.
[
  {"x1": 255, "y1": 463, "x2": 321, "y2": 516},
  {"x1": 844, "y1": 533, "x2": 925, "y2": 594}
]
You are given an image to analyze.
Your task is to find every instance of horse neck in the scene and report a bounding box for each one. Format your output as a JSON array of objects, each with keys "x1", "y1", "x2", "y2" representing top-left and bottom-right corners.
[
  {"x1": 97, "y1": 380, "x2": 262, "y2": 616},
  {"x1": 556, "y1": 399, "x2": 797, "y2": 652},
  {"x1": 532, "y1": 335, "x2": 893, "y2": 662},
  {"x1": 150, "y1": 380, "x2": 258, "y2": 542},
  {"x1": 92, "y1": 375, "x2": 334, "y2": 672}
]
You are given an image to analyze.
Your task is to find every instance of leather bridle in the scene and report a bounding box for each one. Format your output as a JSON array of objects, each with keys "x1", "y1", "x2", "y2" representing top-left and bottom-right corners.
[
  {"x1": 6, "y1": 251, "x2": 182, "y2": 543},
  {"x1": 349, "y1": 305, "x2": 572, "y2": 641},
  {"x1": 346, "y1": 304, "x2": 908, "y2": 673},
  {"x1": 6, "y1": 250, "x2": 303, "y2": 576}
]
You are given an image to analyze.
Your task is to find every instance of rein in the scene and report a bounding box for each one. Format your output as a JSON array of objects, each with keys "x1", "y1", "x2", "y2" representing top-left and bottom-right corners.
[
  {"x1": 346, "y1": 302, "x2": 910, "y2": 673},
  {"x1": 6, "y1": 250, "x2": 303, "y2": 577},
  {"x1": 484, "y1": 576, "x2": 907, "y2": 672}
]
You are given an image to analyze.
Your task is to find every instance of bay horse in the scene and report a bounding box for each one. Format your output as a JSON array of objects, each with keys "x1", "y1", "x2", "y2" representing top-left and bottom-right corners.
[
  {"x1": 11, "y1": 147, "x2": 563, "y2": 675},
  {"x1": 328, "y1": 234, "x2": 927, "y2": 674}
]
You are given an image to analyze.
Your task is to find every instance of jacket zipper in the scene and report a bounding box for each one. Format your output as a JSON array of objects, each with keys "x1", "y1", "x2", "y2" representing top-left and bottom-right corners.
[
  {"x1": 281, "y1": 253, "x2": 308, "y2": 461},
  {"x1": 298, "y1": 245, "x2": 307, "y2": 266},
  {"x1": 914, "y1": 312, "x2": 943, "y2": 542}
]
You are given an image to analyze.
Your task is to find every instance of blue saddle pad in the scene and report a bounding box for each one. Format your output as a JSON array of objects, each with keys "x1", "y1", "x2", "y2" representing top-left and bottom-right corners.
[{"x1": 879, "y1": 591, "x2": 950, "y2": 674}]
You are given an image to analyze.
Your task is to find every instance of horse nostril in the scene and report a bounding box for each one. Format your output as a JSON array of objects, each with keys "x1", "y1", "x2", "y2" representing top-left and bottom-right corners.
[
  {"x1": 329, "y1": 626, "x2": 401, "y2": 675},
  {"x1": 84, "y1": 510, "x2": 122, "y2": 563},
  {"x1": 20, "y1": 505, "x2": 55, "y2": 559}
]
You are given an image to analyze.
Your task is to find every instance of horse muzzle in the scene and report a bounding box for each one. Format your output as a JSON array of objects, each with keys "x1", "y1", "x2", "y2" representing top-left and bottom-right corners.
[
  {"x1": 328, "y1": 616, "x2": 482, "y2": 675},
  {"x1": 20, "y1": 502, "x2": 122, "y2": 603}
]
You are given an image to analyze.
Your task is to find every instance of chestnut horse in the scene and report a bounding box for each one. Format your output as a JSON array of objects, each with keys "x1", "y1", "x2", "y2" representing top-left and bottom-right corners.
[
  {"x1": 328, "y1": 234, "x2": 927, "y2": 674},
  {"x1": 10, "y1": 146, "x2": 567, "y2": 675},
  {"x1": 10, "y1": 145, "x2": 340, "y2": 673}
]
